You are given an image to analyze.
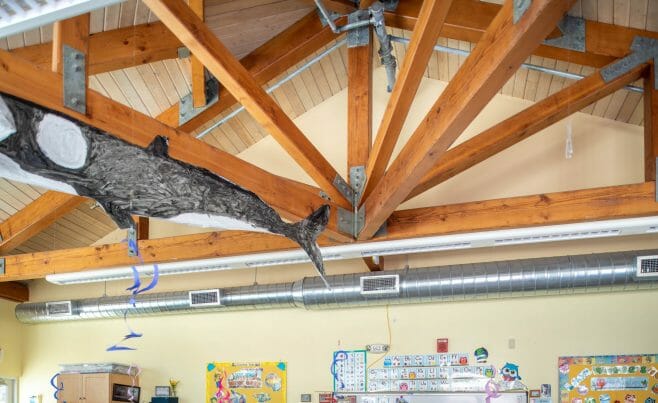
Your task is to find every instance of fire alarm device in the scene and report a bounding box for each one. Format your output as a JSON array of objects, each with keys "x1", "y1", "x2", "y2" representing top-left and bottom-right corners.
[{"x1": 437, "y1": 338, "x2": 449, "y2": 353}]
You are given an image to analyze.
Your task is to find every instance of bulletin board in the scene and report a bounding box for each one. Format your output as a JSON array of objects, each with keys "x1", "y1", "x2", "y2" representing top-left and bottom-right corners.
[
  {"x1": 559, "y1": 354, "x2": 658, "y2": 403},
  {"x1": 206, "y1": 361, "x2": 287, "y2": 403}
]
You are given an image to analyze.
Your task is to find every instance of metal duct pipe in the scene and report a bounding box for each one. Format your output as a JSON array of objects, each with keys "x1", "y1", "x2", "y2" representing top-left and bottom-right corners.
[
  {"x1": 370, "y1": 2, "x2": 397, "y2": 92},
  {"x1": 15, "y1": 250, "x2": 658, "y2": 324}
]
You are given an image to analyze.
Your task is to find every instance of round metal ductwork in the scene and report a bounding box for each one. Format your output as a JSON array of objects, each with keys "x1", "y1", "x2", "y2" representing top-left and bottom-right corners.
[{"x1": 15, "y1": 249, "x2": 658, "y2": 324}]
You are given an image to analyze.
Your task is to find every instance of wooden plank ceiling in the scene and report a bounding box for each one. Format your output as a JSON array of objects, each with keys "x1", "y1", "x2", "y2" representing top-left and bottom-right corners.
[{"x1": 0, "y1": 0, "x2": 655, "y2": 255}]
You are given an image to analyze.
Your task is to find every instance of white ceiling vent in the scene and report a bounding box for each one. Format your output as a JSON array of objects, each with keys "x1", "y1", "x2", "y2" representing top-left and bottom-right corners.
[
  {"x1": 46, "y1": 301, "x2": 72, "y2": 316},
  {"x1": 189, "y1": 289, "x2": 221, "y2": 307},
  {"x1": 637, "y1": 255, "x2": 658, "y2": 278},
  {"x1": 494, "y1": 229, "x2": 620, "y2": 246},
  {"x1": 360, "y1": 275, "x2": 400, "y2": 296}
]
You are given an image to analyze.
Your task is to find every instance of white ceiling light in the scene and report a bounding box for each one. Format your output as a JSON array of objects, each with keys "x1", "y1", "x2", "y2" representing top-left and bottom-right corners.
[
  {"x1": 0, "y1": 0, "x2": 125, "y2": 39},
  {"x1": 45, "y1": 216, "x2": 658, "y2": 285}
]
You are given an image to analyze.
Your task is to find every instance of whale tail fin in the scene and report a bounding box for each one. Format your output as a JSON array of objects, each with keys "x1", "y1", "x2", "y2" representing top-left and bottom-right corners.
[{"x1": 292, "y1": 205, "x2": 331, "y2": 288}]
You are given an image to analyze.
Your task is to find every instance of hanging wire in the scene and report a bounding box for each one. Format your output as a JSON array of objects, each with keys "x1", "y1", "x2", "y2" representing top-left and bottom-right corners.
[{"x1": 367, "y1": 304, "x2": 393, "y2": 369}]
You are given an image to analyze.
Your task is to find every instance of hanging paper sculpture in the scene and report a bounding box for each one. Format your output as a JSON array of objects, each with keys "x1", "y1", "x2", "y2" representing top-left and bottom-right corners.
[{"x1": 0, "y1": 94, "x2": 330, "y2": 280}]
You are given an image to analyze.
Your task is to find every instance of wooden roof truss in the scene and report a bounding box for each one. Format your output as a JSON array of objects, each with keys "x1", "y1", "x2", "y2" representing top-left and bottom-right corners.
[{"x1": 1, "y1": 0, "x2": 658, "y2": 302}]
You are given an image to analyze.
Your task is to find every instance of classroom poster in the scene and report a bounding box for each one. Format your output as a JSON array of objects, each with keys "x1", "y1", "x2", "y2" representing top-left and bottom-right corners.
[
  {"x1": 559, "y1": 354, "x2": 658, "y2": 403},
  {"x1": 206, "y1": 361, "x2": 287, "y2": 403}
]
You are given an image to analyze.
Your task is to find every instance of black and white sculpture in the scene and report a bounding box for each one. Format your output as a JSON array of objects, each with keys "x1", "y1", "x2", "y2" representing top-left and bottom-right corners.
[{"x1": 0, "y1": 93, "x2": 331, "y2": 282}]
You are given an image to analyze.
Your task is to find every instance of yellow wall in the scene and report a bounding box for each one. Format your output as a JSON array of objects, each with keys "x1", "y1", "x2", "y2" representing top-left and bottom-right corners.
[
  {"x1": 0, "y1": 299, "x2": 23, "y2": 380},
  {"x1": 14, "y1": 68, "x2": 658, "y2": 402}
]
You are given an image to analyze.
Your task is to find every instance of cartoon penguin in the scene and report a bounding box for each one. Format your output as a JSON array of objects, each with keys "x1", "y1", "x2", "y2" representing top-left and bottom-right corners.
[{"x1": 501, "y1": 363, "x2": 522, "y2": 382}]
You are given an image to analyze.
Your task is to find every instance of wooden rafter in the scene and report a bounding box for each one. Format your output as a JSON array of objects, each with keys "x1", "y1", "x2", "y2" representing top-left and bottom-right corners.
[
  {"x1": 0, "y1": 48, "x2": 352, "y2": 242},
  {"x1": 347, "y1": 22, "x2": 373, "y2": 191},
  {"x1": 134, "y1": 216, "x2": 150, "y2": 240},
  {"x1": 363, "y1": 0, "x2": 453, "y2": 200},
  {"x1": 359, "y1": 0, "x2": 575, "y2": 240},
  {"x1": 155, "y1": 11, "x2": 342, "y2": 131},
  {"x1": 51, "y1": 13, "x2": 89, "y2": 74},
  {"x1": 189, "y1": 0, "x2": 207, "y2": 108},
  {"x1": 11, "y1": 22, "x2": 181, "y2": 75},
  {"x1": 313, "y1": 0, "x2": 657, "y2": 69},
  {"x1": 363, "y1": 256, "x2": 383, "y2": 272},
  {"x1": 645, "y1": 63, "x2": 658, "y2": 182},
  {"x1": 408, "y1": 62, "x2": 648, "y2": 200},
  {"x1": 0, "y1": 282, "x2": 29, "y2": 302},
  {"x1": 2, "y1": 182, "x2": 657, "y2": 282},
  {"x1": 0, "y1": 193, "x2": 85, "y2": 255},
  {"x1": 144, "y1": 0, "x2": 351, "y2": 205}
]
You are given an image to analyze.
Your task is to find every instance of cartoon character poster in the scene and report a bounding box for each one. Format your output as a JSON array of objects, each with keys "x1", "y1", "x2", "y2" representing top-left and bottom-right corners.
[
  {"x1": 559, "y1": 354, "x2": 658, "y2": 403},
  {"x1": 206, "y1": 362, "x2": 287, "y2": 403}
]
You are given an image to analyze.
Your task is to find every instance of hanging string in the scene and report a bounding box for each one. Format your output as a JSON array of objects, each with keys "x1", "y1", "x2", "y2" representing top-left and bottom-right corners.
[
  {"x1": 49, "y1": 373, "x2": 64, "y2": 401},
  {"x1": 367, "y1": 305, "x2": 393, "y2": 369},
  {"x1": 565, "y1": 118, "x2": 574, "y2": 159}
]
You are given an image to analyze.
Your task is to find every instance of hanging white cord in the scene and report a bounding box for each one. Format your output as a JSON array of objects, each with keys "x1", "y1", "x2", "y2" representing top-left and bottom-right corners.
[{"x1": 565, "y1": 118, "x2": 574, "y2": 159}]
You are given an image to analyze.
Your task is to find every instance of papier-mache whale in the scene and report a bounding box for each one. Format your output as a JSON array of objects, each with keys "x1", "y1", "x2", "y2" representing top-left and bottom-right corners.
[{"x1": 0, "y1": 93, "x2": 331, "y2": 284}]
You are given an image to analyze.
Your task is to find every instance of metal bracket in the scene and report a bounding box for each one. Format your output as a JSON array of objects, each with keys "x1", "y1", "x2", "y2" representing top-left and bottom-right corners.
[
  {"x1": 319, "y1": 190, "x2": 331, "y2": 201},
  {"x1": 0, "y1": 258, "x2": 5, "y2": 275},
  {"x1": 127, "y1": 227, "x2": 138, "y2": 257},
  {"x1": 177, "y1": 47, "x2": 191, "y2": 59},
  {"x1": 543, "y1": 15, "x2": 585, "y2": 52},
  {"x1": 337, "y1": 206, "x2": 365, "y2": 237},
  {"x1": 347, "y1": 10, "x2": 370, "y2": 48},
  {"x1": 381, "y1": 0, "x2": 399, "y2": 11},
  {"x1": 317, "y1": 8, "x2": 341, "y2": 28},
  {"x1": 374, "y1": 222, "x2": 387, "y2": 238},
  {"x1": 513, "y1": 0, "x2": 532, "y2": 24},
  {"x1": 179, "y1": 76, "x2": 220, "y2": 126},
  {"x1": 63, "y1": 45, "x2": 86, "y2": 114},
  {"x1": 333, "y1": 174, "x2": 355, "y2": 205},
  {"x1": 349, "y1": 166, "x2": 366, "y2": 204},
  {"x1": 600, "y1": 37, "x2": 658, "y2": 88}
]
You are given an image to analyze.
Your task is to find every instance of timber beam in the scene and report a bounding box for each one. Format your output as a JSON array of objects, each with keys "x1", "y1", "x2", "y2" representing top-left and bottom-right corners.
[
  {"x1": 2, "y1": 182, "x2": 657, "y2": 282},
  {"x1": 11, "y1": 22, "x2": 181, "y2": 75},
  {"x1": 144, "y1": 0, "x2": 353, "y2": 206},
  {"x1": 359, "y1": 0, "x2": 576, "y2": 239},
  {"x1": 645, "y1": 62, "x2": 658, "y2": 182},
  {"x1": 0, "y1": 193, "x2": 86, "y2": 255},
  {"x1": 156, "y1": 11, "x2": 343, "y2": 131},
  {"x1": 314, "y1": 0, "x2": 658, "y2": 69},
  {"x1": 0, "y1": 48, "x2": 352, "y2": 242},
  {"x1": 408, "y1": 62, "x2": 648, "y2": 200},
  {"x1": 0, "y1": 282, "x2": 29, "y2": 302},
  {"x1": 364, "y1": 0, "x2": 454, "y2": 200}
]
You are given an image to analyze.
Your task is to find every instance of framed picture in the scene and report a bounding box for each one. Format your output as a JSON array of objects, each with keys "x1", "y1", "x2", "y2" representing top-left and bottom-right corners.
[
  {"x1": 530, "y1": 390, "x2": 541, "y2": 398},
  {"x1": 112, "y1": 384, "x2": 141, "y2": 403},
  {"x1": 155, "y1": 386, "x2": 171, "y2": 396}
]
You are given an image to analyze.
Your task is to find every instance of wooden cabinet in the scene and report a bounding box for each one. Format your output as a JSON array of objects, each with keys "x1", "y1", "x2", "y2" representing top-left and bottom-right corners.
[{"x1": 57, "y1": 373, "x2": 138, "y2": 403}]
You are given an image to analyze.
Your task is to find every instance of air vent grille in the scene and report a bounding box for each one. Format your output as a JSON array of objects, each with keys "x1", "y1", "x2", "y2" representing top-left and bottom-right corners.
[
  {"x1": 189, "y1": 289, "x2": 221, "y2": 307},
  {"x1": 46, "y1": 301, "x2": 72, "y2": 316},
  {"x1": 637, "y1": 256, "x2": 658, "y2": 277},
  {"x1": 363, "y1": 242, "x2": 471, "y2": 257},
  {"x1": 494, "y1": 229, "x2": 620, "y2": 246},
  {"x1": 360, "y1": 275, "x2": 400, "y2": 296}
]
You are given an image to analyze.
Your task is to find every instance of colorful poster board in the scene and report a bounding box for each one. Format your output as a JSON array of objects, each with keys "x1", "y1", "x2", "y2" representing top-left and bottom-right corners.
[
  {"x1": 332, "y1": 350, "x2": 367, "y2": 393},
  {"x1": 559, "y1": 354, "x2": 658, "y2": 403},
  {"x1": 206, "y1": 361, "x2": 287, "y2": 402}
]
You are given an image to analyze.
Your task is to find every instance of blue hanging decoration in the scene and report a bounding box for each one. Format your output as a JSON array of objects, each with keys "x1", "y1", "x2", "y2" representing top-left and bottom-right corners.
[
  {"x1": 106, "y1": 236, "x2": 159, "y2": 352},
  {"x1": 50, "y1": 373, "x2": 64, "y2": 401}
]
